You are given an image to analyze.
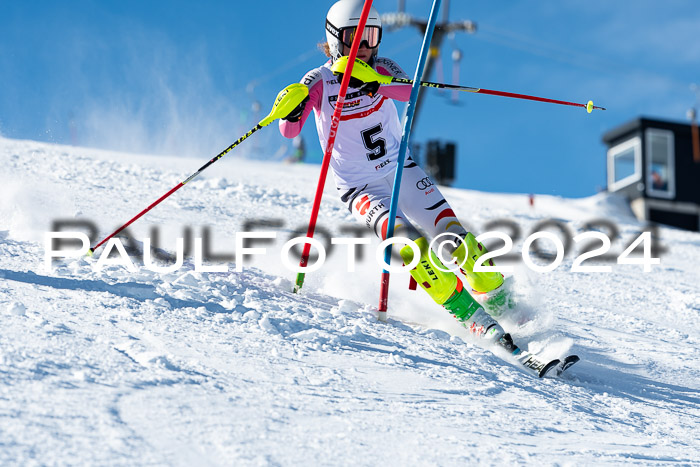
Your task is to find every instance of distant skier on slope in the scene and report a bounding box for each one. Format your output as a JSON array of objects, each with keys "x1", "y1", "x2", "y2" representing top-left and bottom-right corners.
[{"x1": 276, "y1": 0, "x2": 515, "y2": 349}]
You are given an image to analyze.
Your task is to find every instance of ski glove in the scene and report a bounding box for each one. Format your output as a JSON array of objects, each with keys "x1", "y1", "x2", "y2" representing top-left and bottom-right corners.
[
  {"x1": 331, "y1": 56, "x2": 392, "y2": 98},
  {"x1": 332, "y1": 73, "x2": 380, "y2": 97},
  {"x1": 282, "y1": 96, "x2": 309, "y2": 123}
]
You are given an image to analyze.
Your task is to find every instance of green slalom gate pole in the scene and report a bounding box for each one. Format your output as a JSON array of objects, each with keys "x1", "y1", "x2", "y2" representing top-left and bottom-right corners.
[
  {"x1": 294, "y1": 0, "x2": 376, "y2": 293},
  {"x1": 376, "y1": 0, "x2": 442, "y2": 322}
]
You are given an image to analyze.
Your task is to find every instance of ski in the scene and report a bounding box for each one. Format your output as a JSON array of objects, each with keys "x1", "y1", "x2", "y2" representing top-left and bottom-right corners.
[
  {"x1": 497, "y1": 333, "x2": 578, "y2": 378},
  {"x1": 553, "y1": 355, "x2": 580, "y2": 376},
  {"x1": 511, "y1": 350, "x2": 561, "y2": 378}
]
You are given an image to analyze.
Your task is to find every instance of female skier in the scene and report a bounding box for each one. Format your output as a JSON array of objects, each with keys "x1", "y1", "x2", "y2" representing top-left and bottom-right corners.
[{"x1": 276, "y1": 0, "x2": 512, "y2": 346}]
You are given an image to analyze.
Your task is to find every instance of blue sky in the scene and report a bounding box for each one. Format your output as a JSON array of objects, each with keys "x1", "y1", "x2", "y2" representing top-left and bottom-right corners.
[{"x1": 1, "y1": 1, "x2": 698, "y2": 197}]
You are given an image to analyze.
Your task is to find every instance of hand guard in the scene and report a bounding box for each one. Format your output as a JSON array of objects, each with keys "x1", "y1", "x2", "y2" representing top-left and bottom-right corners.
[
  {"x1": 331, "y1": 56, "x2": 392, "y2": 97},
  {"x1": 259, "y1": 83, "x2": 309, "y2": 127}
]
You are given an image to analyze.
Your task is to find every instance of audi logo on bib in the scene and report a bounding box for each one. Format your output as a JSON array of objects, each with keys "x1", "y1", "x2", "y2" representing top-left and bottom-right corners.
[{"x1": 416, "y1": 177, "x2": 434, "y2": 190}]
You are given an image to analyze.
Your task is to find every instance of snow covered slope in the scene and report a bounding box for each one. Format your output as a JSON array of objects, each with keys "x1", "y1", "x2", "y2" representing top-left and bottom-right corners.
[{"x1": 1, "y1": 136, "x2": 699, "y2": 465}]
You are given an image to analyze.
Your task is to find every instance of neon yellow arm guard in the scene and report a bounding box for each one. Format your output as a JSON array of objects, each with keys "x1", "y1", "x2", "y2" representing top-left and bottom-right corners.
[{"x1": 330, "y1": 56, "x2": 394, "y2": 85}]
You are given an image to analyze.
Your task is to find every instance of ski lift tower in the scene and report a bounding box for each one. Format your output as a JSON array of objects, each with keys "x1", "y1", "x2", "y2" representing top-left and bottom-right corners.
[{"x1": 382, "y1": 0, "x2": 476, "y2": 185}]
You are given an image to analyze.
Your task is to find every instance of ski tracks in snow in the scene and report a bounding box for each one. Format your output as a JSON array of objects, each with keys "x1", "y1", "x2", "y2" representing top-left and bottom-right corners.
[{"x1": 1, "y1": 138, "x2": 699, "y2": 464}]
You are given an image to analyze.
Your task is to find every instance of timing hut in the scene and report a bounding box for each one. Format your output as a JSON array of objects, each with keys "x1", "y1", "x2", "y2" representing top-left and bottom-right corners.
[{"x1": 603, "y1": 117, "x2": 700, "y2": 231}]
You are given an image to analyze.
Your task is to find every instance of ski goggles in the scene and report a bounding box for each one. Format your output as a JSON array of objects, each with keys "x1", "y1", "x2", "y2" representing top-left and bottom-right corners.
[
  {"x1": 327, "y1": 21, "x2": 382, "y2": 49},
  {"x1": 340, "y1": 25, "x2": 381, "y2": 48}
]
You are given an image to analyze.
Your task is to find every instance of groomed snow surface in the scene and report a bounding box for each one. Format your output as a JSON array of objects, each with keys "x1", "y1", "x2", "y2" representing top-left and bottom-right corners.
[{"x1": 1, "y1": 137, "x2": 699, "y2": 465}]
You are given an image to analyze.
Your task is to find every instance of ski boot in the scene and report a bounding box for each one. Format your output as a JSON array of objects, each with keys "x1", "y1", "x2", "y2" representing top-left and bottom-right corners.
[
  {"x1": 471, "y1": 276, "x2": 518, "y2": 319},
  {"x1": 496, "y1": 332, "x2": 518, "y2": 353},
  {"x1": 442, "y1": 278, "x2": 507, "y2": 341},
  {"x1": 400, "y1": 237, "x2": 506, "y2": 341},
  {"x1": 451, "y1": 232, "x2": 513, "y2": 318}
]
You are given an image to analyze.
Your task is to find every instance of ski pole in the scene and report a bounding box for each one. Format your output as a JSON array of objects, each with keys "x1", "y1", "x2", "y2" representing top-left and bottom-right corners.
[
  {"x1": 391, "y1": 78, "x2": 606, "y2": 113},
  {"x1": 332, "y1": 58, "x2": 605, "y2": 113},
  {"x1": 87, "y1": 84, "x2": 309, "y2": 256},
  {"x1": 293, "y1": 0, "x2": 376, "y2": 293},
  {"x1": 377, "y1": 0, "x2": 442, "y2": 321}
]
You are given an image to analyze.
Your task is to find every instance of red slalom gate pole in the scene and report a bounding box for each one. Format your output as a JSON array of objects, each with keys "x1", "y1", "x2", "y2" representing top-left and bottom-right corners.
[{"x1": 293, "y1": 0, "x2": 375, "y2": 293}]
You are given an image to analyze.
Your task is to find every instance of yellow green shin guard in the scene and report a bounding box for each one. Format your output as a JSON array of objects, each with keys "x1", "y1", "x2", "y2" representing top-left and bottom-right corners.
[
  {"x1": 400, "y1": 238, "x2": 504, "y2": 338},
  {"x1": 400, "y1": 238, "x2": 458, "y2": 306},
  {"x1": 452, "y1": 233, "x2": 504, "y2": 293},
  {"x1": 399, "y1": 238, "x2": 482, "y2": 323}
]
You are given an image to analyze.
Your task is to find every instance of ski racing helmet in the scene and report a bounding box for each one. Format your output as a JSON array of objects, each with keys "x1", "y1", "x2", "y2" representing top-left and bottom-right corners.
[{"x1": 325, "y1": 0, "x2": 382, "y2": 63}]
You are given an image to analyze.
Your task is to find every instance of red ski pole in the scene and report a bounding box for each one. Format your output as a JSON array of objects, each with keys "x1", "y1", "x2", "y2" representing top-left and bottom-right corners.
[
  {"x1": 391, "y1": 77, "x2": 606, "y2": 112},
  {"x1": 87, "y1": 127, "x2": 263, "y2": 256},
  {"x1": 87, "y1": 84, "x2": 309, "y2": 256}
]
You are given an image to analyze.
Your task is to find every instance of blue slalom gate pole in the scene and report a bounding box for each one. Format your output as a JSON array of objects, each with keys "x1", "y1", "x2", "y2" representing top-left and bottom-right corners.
[{"x1": 377, "y1": 0, "x2": 442, "y2": 321}]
